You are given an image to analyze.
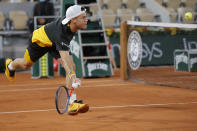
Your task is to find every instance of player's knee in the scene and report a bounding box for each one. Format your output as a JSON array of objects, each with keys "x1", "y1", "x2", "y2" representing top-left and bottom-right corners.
[
  {"x1": 24, "y1": 62, "x2": 33, "y2": 69},
  {"x1": 24, "y1": 65, "x2": 30, "y2": 70}
]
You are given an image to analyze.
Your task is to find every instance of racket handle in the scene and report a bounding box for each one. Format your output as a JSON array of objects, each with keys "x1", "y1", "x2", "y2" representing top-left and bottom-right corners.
[
  {"x1": 69, "y1": 81, "x2": 81, "y2": 96},
  {"x1": 69, "y1": 88, "x2": 74, "y2": 96}
]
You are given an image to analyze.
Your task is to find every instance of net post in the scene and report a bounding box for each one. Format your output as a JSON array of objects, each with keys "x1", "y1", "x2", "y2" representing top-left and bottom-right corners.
[{"x1": 120, "y1": 21, "x2": 129, "y2": 80}]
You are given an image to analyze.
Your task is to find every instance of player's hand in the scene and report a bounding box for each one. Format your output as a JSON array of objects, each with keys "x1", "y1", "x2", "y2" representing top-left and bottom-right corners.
[{"x1": 72, "y1": 77, "x2": 81, "y2": 88}]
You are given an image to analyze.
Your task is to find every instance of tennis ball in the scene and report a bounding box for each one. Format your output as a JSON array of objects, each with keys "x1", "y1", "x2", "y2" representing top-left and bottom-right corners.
[{"x1": 185, "y1": 12, "x2": 192, "y2": 20}]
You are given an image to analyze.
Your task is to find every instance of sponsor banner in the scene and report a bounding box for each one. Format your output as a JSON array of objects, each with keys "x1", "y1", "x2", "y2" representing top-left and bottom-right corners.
[
  {"x1": 174, "y1": 50, "x2": 197, "y2": 72},
  {"x1": 141, "y1": 34, "x2": 197, "y2": 65},
  {"x1": 127, "y1": 31, "x2": 143, "y2": 70},
  {"x1": 71, "y1": 36, "x2": 112, "y2": 77},
  {"x1": 174, "y1": 50, "x2": 189, "y2": 71},
  {"x1": 110, "y1": 34, "x2": 197, "y2": 66},
  {"x1": 84, "y1": 59, "x2": 112, "y2": 77},
  {"x1": 189, "y1": 51, "x2": 197, "y2": 72}
]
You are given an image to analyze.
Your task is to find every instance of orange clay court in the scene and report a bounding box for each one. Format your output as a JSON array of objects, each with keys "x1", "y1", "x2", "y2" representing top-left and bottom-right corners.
[{"x1": 0, "y1": 70, "x2": 197, "y2": 131}]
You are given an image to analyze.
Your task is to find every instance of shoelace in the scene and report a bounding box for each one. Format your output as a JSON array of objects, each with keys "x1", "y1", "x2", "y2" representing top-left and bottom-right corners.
[{"x1": 73, "y1": 100, "x2": 83, "y2": 104}]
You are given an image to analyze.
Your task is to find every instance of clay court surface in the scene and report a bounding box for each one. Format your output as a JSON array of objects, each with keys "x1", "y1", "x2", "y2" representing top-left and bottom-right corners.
[{"x1": 0, "y1": 70, "x2": 197, "y2": 131}]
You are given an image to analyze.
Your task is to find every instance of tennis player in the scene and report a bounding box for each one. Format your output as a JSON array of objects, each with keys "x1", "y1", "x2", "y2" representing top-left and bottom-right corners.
[{"x1": 5, "y1": 5, "x2": 89, "y2": 115}]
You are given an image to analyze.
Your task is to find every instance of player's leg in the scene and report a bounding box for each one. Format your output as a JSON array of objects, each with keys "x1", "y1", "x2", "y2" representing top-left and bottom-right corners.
[
  {"x1": 49, "y1": 49, "x2": 89, "y2": 115},
  {"x1": 62, "y1": 60, "x2": 88, "y2": 115},
  {"x1": 5, "y1": 43, "x2": 49, "y2": 82},
  {"x1": 5, "y1": 48, "x2": 34, "y2": 82},
  {"x1": 8, "y1": 49, "x2": 34, "y2": 70},
  {"x1": 5, "y1": 56, "x2": 33, "y2": 82}
]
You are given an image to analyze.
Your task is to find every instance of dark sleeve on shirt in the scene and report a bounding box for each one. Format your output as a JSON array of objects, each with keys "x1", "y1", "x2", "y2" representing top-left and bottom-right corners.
[
  {"x1": 55, "y1": 40, "x2": 72, "y2": 55},
  {"x1": 55, "y1": 41, "x2": 70, "y2": 51}
]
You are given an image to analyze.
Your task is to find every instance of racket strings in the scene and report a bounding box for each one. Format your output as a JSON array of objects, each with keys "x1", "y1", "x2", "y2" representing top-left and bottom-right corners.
[{"x1": 58, "y1": 88, "x2": 67, "y2": 111}]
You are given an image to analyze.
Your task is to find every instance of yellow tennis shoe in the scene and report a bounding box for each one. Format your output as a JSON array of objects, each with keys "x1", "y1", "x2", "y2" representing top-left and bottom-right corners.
[
  {"x1": 5, "y1": 58, "x2": 15, "y2": 82},
  {"x1": 68, "y1": 100, "x2": 89, "y2": 115}
]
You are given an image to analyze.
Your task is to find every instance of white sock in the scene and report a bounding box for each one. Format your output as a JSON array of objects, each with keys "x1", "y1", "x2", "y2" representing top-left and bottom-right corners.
[
  {"x1": 8, "y1": 62, "x2": 14, "y2": 71},
  {"x1": 69, "y1": 93, "x2": 77, "y2": 104}
]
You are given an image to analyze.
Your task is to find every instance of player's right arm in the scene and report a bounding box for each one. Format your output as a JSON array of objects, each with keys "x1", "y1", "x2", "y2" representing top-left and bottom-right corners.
[{"x1": 59, "y1": 50, "x2": 79, "y2": 88}]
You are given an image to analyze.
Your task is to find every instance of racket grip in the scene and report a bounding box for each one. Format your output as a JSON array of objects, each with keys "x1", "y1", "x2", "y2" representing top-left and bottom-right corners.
[{"x1": 69, "y1": 88, "x2": 74, "y2": 96}]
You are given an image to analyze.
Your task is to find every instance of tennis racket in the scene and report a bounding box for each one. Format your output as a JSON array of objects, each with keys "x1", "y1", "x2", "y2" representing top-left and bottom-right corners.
[{"x1": 55, "y1": 82, "x2": 81, "y2": 114}]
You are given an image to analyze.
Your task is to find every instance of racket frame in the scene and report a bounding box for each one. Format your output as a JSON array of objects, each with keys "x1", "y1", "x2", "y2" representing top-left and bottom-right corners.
[{"x1": 55, "y1": 86, "x2": 74, "y2": 114}]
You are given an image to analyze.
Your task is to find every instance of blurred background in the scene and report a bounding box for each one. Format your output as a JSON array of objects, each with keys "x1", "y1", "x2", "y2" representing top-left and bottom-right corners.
[{"x1": 0, "y1": 0, "x2": 197, "y2": 74}]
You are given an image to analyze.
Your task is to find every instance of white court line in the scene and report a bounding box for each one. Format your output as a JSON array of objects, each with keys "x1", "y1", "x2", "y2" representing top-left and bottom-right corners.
[
  {"x1": 91, "y1": 102, "x2": 197, "y2": 109},
  {"x1": 0, "y1": 102, "x2": 197, "y2": 114},
  {"x1": 0, "y1": 83, "x2": 132, "y2": 93},
  {"x1": 0, "y1": 87, "x2": 56, "y2": 93},
  {"x1": 0, "y1": 79, "x2": 121, "y2": 88},
  {"x1": 0, "y1": 109, "x2": 56, "y2": 114}
]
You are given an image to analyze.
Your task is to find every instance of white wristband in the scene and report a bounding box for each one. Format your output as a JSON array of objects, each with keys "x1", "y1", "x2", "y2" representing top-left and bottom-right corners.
[
  {"x1": 72, "y1": 81, "x2": 81, "y2": 89},
  {"x1": 69, "y1": 73, "x2": 76, "y2": 79}
]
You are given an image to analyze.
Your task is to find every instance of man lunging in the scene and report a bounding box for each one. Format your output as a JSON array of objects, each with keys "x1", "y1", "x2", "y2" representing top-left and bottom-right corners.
[{"x1": 5, "y1": 5, "x2": 89, "y2": 115}]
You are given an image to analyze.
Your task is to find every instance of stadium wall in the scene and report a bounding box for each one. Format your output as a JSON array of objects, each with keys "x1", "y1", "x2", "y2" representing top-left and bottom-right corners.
[{"x1": 113, "y1": 29, "x2": 197, "y2": 68}]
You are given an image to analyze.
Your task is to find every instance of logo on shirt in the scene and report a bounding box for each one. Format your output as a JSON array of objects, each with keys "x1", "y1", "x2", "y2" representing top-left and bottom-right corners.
[{"x1": 61, "y1": 42, "x2": 69, "y2": 47}]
